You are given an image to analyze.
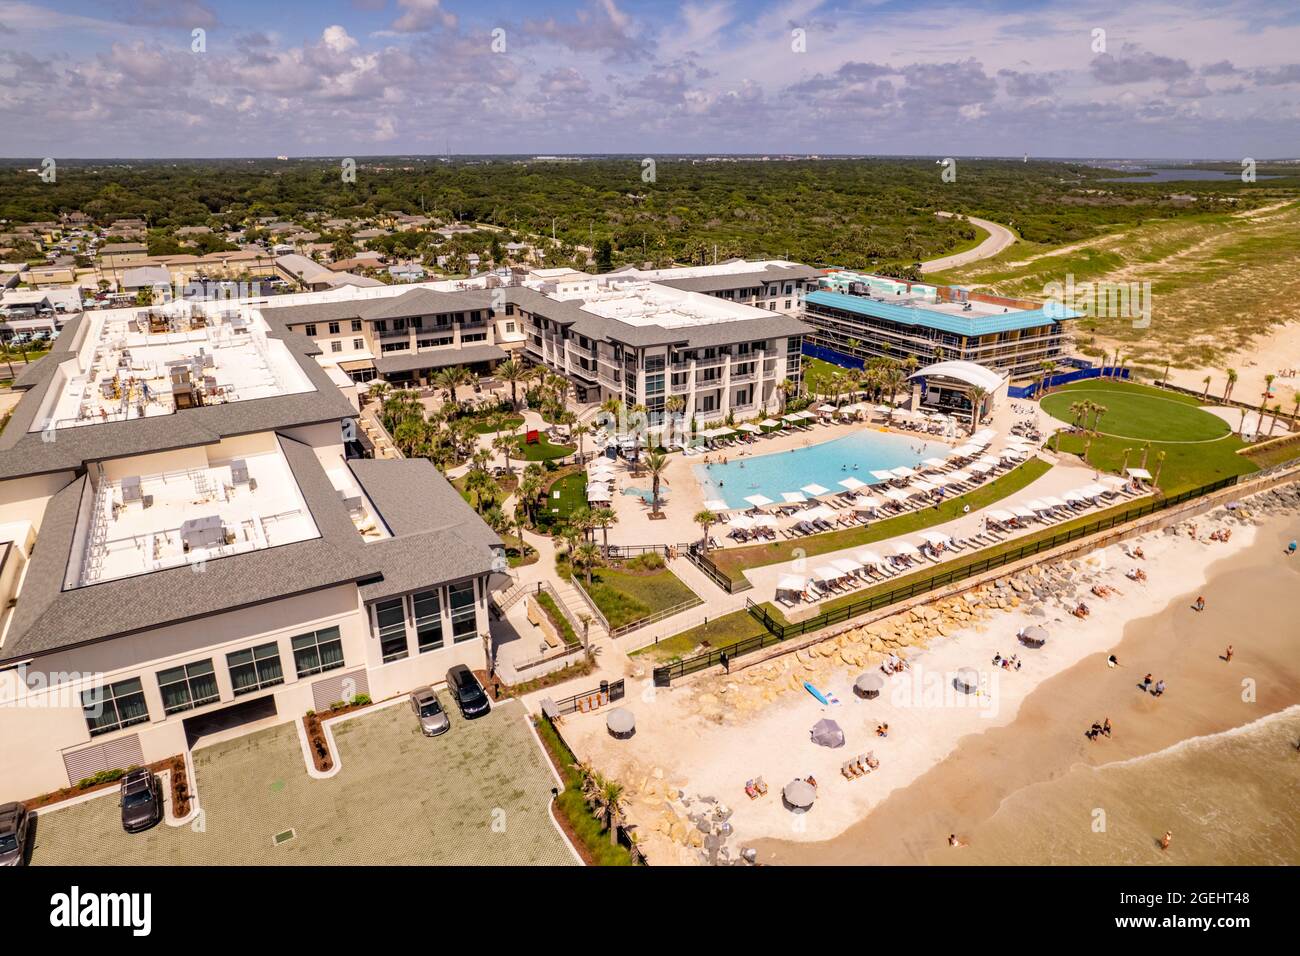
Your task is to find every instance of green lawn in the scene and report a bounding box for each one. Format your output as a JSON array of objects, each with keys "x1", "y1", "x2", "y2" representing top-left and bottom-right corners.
[
  {"x1": 1041, "y1": 379, "x2": 1256, "y2": 493},
  {"x1": 538, "y1": 471, "x2": 588, "y2": 527},
  {"x1": 803, "y1": 356, "x2": 859, "y2": 396},
  {"x1": 1041, "y1": 379, "x2": 1229, "y2": 442},
  {"x1": 565, "y1": 557, "x2": 700, "y2": 631},
  {"x1": 629, "y1": 608, "x2": 768, "y2": 663},
  {"x1": 709, "y1": 458, "x2": 1052, "y2": 586},
  {"x1": 469, "y1": 414, "x2": 524, "y2": 434},
  {"x1": 514, "y1": 434, "x2": 575, "y2": 461}
]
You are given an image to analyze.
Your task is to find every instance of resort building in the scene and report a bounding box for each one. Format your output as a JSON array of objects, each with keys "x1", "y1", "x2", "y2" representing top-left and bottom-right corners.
[
  {"x1": 802, "y1": 272, "x2": 1079, "y2": 378},
  {"x1": 0, "y1": 298, "x2": 504, "y2": 801},
  {"x1": 907, "y1": 360, "x2": 1009, "y2": 422},
  {"x1": 515, "y1": 278, "x2": 809, "y2": 420},
  {"x1": 608, "y1": 259, "x2": 821, "y2": 316}
]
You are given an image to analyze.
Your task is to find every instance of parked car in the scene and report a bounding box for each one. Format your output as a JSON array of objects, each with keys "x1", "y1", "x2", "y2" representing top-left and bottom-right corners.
[
  {"x1": 119, "y1": 769, "x2": 162, "y2": 833},
  {"x1": 445, "y1": 665, "x2": 490, "y2": 719},
  {"x1": 0, "y1": 802, "x2": 30, "y2": 866},
  {"x1": 409, "y1": 687, "x2": 450, "y2": 736}
]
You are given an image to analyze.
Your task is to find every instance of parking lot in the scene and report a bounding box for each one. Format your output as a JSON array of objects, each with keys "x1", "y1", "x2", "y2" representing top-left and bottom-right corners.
[{"x1": 29, "y1": 698, "x2": 576, "y2": 866}]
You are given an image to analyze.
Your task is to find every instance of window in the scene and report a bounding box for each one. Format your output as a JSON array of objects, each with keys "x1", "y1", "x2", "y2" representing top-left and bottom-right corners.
[
  {"x1": 304, "y1": 323, "x2": 317, "y2": 337},
  {"x1": 504, "y1": 321, "x2": 516, "y2": 333},
  {"x1": 448, "y1": 582, "x2": 477, "y2": 643},
  {"x1": 228, "y1": 642, "x2": 284, "y2": 696},
  {"x1": 462, "y1": 332, "x2": 487, "y2": 344},
  {"x1": 374, "y1": 599, "x2": 409, "y2": 663},
  {"x1": 353, "y1": 338, "x2": 364, "y2": 350},
  {"x1": 381, "y1": 341, "x2": 410, "y2": 353},
  {"x1": 157, "y1": 659, "x2": 220, "y2": 715},
  {"x1": 351, "y1": 319, "x2": 362, "y2": 332},
  {"x1": 83, "y1": 678, "x2": 149, "y2": 736},
  {"x1": 418, "y1": 336, "x2": 453, "y2": 349},
  {"x1": 327, "y1": 321, "x2": 341, "y2": 335},
  {"x1": 413, "y1": 589, "x2": 443, "y2": 652},
  {"x1": 292, "y1": 626, "x2": 345, "y2": 678},
  {"x1": 330, "y1": 340, "x2": 342, "y2": 353}
]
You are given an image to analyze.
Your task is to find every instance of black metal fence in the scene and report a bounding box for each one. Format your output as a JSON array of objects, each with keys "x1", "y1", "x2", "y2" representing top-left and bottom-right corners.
[
  {"x1": 652, "y1": 476, "x2": 1239, "y2": 685},
  {"x1": 684, "y1": 542, "x2": 753, "y2": 593},
  {"x1": 549, "y1": 679, "x2": 626, "y2": 716}
]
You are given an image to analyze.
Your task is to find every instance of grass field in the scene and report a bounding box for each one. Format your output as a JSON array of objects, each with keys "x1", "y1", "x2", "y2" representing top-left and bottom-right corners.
[
  {"x1": 564, "y1": 556, "x2": 699, "y2": 630},
  {"x1": 1041, "y1": 379, "x2": 1256, "y2": 493},
  {"x1": 1041, "y1": 379, "x2": 1229, "y2": 442},
  {"x1": 708, "y1": 458, "x2": 1052, "y2": 586},
  {"x1": 629, "y1": 608, "x2": 768, "y2": 663},
  {"x1": 514, "y1": 434, "x2": 575, "y2": 461},
  {"x1": 538, "y1": 471, "x2": 587, "y2": 527},
  {"x1": 803, "y1": 356, "x2": 858, "y2": 396}
]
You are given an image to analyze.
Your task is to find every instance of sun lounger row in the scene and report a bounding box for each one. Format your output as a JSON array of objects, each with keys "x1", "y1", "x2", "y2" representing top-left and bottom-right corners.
[{"x1": 841, "y1": 752, "x2": 880, "y2": 779}]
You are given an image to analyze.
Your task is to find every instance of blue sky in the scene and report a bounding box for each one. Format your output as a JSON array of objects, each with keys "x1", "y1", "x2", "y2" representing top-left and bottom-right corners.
[{"x1": 1, "y1": 0, "x2": 1297, "y2": 158}]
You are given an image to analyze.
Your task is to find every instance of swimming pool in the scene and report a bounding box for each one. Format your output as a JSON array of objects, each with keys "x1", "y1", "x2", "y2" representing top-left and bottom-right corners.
[{"x1": 693, "y1": 429, "x2": 946, "y2": 509}]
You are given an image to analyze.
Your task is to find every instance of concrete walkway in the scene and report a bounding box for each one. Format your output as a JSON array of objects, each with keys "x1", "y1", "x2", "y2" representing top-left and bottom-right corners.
[{"x1": 921, "y1": 212, "x2": 1017, "y2": 274}]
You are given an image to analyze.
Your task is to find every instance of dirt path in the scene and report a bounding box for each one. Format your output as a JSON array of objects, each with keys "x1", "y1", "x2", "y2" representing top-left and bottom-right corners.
[{"x1": 920, "y1": 213, "x2": 1017, "y2": 273}]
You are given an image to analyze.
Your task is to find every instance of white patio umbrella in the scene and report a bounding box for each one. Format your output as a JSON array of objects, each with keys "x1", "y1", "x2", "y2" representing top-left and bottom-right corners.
[
  {"x1": 1001, "y1": 447, "x2": 1028, "y2": 459},
  {"x1": 585, "y1": 484, "x2": 612, "y2": 500},
  {"x1": 869, "y1": 469, "x2": 896, "y2": 482},
  {"x1": 1025, "y1": 499, "x2": 1052, "y2": 513},
  {"x1": 737, "y1": 423, "x2": 762, "y2": 434},
  {"x1": 805, "y1": 504, "x2": 837, "y2": 522},
  {"x1": 976, "y1": 455, "x2": 1001, "y2": 467},
  {"x1": 781, "y1": 413, "x2": 803, "y2": 423},
  {"x1": 831, "y1": 557, "x2": 864, "y2": 575},
  {"x1": 780, "y1": 491, "x2": 807, "y2": 504},
  {"x1": 838, "y1": 476, "x2": 867, "y2": 491},
  {"x1": 1063, "y1": 489, "x2": 1086, "y2": 502},
  {"x1": 952, "y1": 444, "x2": 981, "y2": 457},
  {"x1": 988, "y1": 509, "x2": 1015, "y2": 523},
  {"x1": 816, "y1": 404, "x2": 837, "y2": 413},
  {"x1": 893, "y1": 541, "x2": 922, "y2": 558},
  {"x1": 1042, "y1": 496, "x2": 1067, "y2": 509},
  {"x1": 1011, "y1": 505, "x2": 1035, "y2": 520},
  {"x1": 972, "y1": 428, "x2": 996, "y2": 442},
  {"x1": 751, "y1": 514, "x2": 778, "y2": 528},
  {"x1": 921, "y1": 530, "x2": 952, "y2": 547},
  {"x1": 811, "y1": 565, "x2": 841, "y2": 583},
  {"x1": 968, "y1": 461, "x2": 994, "y2": 475},
  {"x1": 929, "y1": 474, "x2": 952, "y2": 488},
  {"x1": 801, "y1": 483, "x2": 831, "y2": 497},
  {"x1": 946, "y1": 469, "x2": 973, "y2": 483},
  {"x1": 922, "y1": 457, "x2": 948, "y2": 470},
  {"x1": 1099, "y1": 475, "x2": 1127, "y2": 490},
  {"x1": 882, "y1": 487, "x2": 910, "y2": 503},
  {"x1": 777, "y1": 573, "x2": 808, "y2": 592},
  {"x1": 855, "y1": 549, "x2": 886, "y2": 567},
  {"x1": 1126, "y1": 467, "x2": 1153, "y2": 481},
  {"x1": 796, "y1": 410, "x2": 818, "y2": 420},
  {"x1": 728, "y1": 515, "x2": 755, "y2": 530},
  {"x1": 744, "y1": 494, "x2": 774, "y2": 508},
  {"x1": 910, "y1": 479, "x2": 937, "y2": 494},
  {"x1": 703, "y1": 499, "x2": 730, "y2": 512},
  {"x1": 783, "y1": 779, "x2": 816, "y2": 810},
  {"x1": 1082, "y1": 483, "x2": 1108, "y2": 498},
  {"x1": 760, "y1": 418, "x2": 781, "y2": 429},
  {"x1": 890, "y1": 465, "x2": 917, "y2": 479}
]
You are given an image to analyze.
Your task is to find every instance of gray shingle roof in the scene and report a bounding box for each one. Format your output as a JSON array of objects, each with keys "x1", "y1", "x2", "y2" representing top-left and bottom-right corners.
[
  {"x1": 373, "y1": 344, "x2": 506, "y2": 375},
  {"x1": 654, "y1": 264, "x2": 822, "y2": 294}
]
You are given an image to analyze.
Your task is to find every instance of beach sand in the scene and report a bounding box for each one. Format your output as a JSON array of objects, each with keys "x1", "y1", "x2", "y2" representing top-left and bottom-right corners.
[{"x1": 752, "y1": 517, "x2": 1300, "y2": 865}]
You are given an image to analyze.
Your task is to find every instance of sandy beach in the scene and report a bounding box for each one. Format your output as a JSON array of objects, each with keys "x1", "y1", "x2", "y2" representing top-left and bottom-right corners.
[
  {"x1": 559, "y1": 486, "x2": 1300, "y2": 865},
  {"x1": 755, "y1": 515, "x2": 1300, "y2": 865}
]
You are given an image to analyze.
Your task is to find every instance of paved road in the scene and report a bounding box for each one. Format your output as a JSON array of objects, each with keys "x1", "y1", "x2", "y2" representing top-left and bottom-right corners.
[{"x1": 920, "y1": 212, "x2": 1017, "y2": 274}]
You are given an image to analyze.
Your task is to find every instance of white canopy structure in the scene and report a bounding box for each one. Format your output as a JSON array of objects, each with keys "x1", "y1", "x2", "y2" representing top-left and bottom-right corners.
[
  {"x1": 972, "y1": 428, "x2": 997, "y2": 443},
  {"x1": 586, "y1": 484, "x2": 612, "y2": 501},
  {"x1": 892, "y1": 541, "x2": 921, "y2": 557},
  {"x1": 831, "y1": 557, "x2": 863, "y2": 575},
  {"x1": 855, "y1": 549, "x2": 886, "y2": 567},
  {"x1": 811, "y1": 565, "x2": 842, "y2": 582},
  {"x1": 909, "y1": 480, "x2": 936, "y2": 495},
  {"x1": 781, "y1": 413, "x2": 802, "y2": 423},
  {"x1": 921, "y1": 530, "x2": 952, "y2": 547},
  {"x1": 760, "y1": 419, "x2": 781, "y2": 428},
  {"x1": 752, "y1": 514, "x2": 778, "y2": 528},
  {"x1": 744, "y1": 494, "x2": 774, "y2": 508},
  {"x1": 869, "y1": 469, "x2": 896, "y2": 482},
  {"x1": 777, "y1": 573, "x2": 808, "y2": 592},
  {"x1": 1011, "y1": 505, "x2": 1035, "y2": 520},
  {"x1": 854, "y1": 495, "x2": 881, "y2": 509},
  {"x1": 780, "y1": 491, "x2": 807, "y2": 504},
  {"x1": 703, "y1": 499, "x2": 730, "y2": 512},
  {"x1": 988, "y1": 509, "x2": 1016, "y2": 523},
  {"x1": 805, "y1": 504, "x2": 837, "y2": 522},
  {"x1": 737, "y1": 423, "x2": 762, "y2": 434},
  {"x1": 1100, "y1": 475, "x2": 1127, "y2": 490},
  {"x1": 890, "y1": 465, "x2": 917, "y2": 479},
  {"x1": 882, "y1": 487, "x2": 911, "y2": 503},
  {"x1": 838, "y1": 476, "x2": 867, "y2": 491},
  {"x1": 968, "y1": 461, "x2": 994, "y2": 475},
  {"x1": 921, "y1": 457, "x2": 948, "y2": 470},
  {"x1": 1126, "y1": 467, "x2": 1153, "y2": 481},
  {"x1": 802, "y1": 483, "x2": 831, "y2": 496},
  {"x1": 816, "y1": 404, "x2": 837, "y2": 413},
  {"x1": 727, "y1": 514, "x2": 755, "y2": 530},
  {"x1": 951, "y1": 444, "x2": 981, "y2": 457},
  {"x1": 1042, "y1": 496, "x2": 1067, "y2": 509},
  {"x1": 946, "y1": 470, "x2": 973, "y2": 483}
]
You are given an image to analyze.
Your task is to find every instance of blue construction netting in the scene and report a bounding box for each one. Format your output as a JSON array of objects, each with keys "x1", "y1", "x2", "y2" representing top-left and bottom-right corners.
[{"x1": 1008, "y1": 366, "x2": 1129, "y2": 398}]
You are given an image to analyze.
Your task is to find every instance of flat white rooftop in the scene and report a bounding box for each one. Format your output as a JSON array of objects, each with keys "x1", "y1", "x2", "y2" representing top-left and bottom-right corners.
[
  {"x1": 613, "y1": 259, "x2": 804, "y2": 281},
  {"x1": 71, "y1": 445, "x2": 318, "y2": 588},
  {"x1": 578, "y1": 281, "x2": 771, "y2": 329},
  {"x1": 34, "y1": 307, "x2": 314, "y2": 432}
]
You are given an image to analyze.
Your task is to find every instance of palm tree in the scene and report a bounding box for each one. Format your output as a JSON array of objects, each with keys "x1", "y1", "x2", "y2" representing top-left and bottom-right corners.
[
  {"x1": 1091, "y1": 403, "x2": 1108, "y2": 433},
  {"x1": 968, "y1": 386, "x2": 987, "y2": 431},
  {"x1": 573, "y1": 541, "x2": 603, "y2": 587},
  {"x1": 1269, "y1": 403, "x2": 1283, "y2": 437},
  {"x1": 432, "y1": 366, "x2": 466, "y2": 408},
  {"x1": 777, "y1": 378, "x2": 795, "y2": 414},
  {"x1": 1152, "y1": 449, "x2": 1167, "y2": 489},
  {"x1": 492, "y1": 432, "x2": 515, "y2": 475},
  {"x1": 1069, "y1": 401, "x2": 1087, "y2": 429},
  {"x1": 518, "y1": 468, "x2": 545, "y2": 527},
  {"x1": 1039, "y1": 360, "x2": 1055, "y2": 395},
  {"x1": 496, "y1": 359, "x2": 525, "y2": 411},
  {"x1": 1201, "y1": 375, "x2": 1212, "y2": 401},
  {"x1": 1291, "y1": 394, "x2": 1300, "y2": 430},
  {"x1": 577, "y1": 768, "x2": 626, "y2": 847},
  {"x1": 644, "y1": 450, "x2": 668, "y2": 517},
  {"x1": 1120, "y1": 447, "x2": 1133, "y2": 476},
  {"x1": 694, "y1": 509, "x2": 718, "y2": 552},
  {"x1": 463, "y1": 467, "x2": 496, "y2": 510},
  {"x1": 1223, "y1": 368, "x2": 1238, "y2": 403},
  {"x1": 569, "y1": 505, "x2": 595, "y2": 543},
  {"x1": 1140, "y1": 441, "x2": 1152, "y2": 470},
  {"x1": 592, "y1": 507, "x2": 617, "y2": 555},
  {"x1": 1082, "y1": 428, "x2": 1096, "y2": 465},
  {"x1": 1260, "y1": 375, "x2": 1275, "y2": 433}
]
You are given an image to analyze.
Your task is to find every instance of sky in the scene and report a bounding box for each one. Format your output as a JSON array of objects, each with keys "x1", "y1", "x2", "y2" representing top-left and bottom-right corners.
[{"x1": 0, "y1": 0, "x2": 1298, "y2": 158}]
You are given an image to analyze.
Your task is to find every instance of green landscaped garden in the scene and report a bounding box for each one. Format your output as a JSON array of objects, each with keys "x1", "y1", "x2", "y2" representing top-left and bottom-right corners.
[
  {"x1": 469, "y1": 414, "x2": 524, "y2": 434},
  {"x1": 562, "y1": 554, "x2": 701, "y2": 631},
  {"x1": 513, "y1": 433, "x2": 576, "y2": 461},
  {"x1": 803, "y1": 356, "x2": 857, "y2": 396},
  {"x1": 629, "y1": 608, "x2": 768, "y2": 663},
  {"x1": 1041, "y1": 379, "x2": 1257, "y2": 493},
  {"x1": 707, "y1": 457, "x2": 1052, "y2": 587},
  {"x1": 538, "y1": 471, "x2": 588, "y2": 527}
]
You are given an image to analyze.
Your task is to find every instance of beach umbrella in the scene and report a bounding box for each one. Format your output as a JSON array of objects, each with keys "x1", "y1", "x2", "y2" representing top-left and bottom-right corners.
[
  {"x1": 737, "y1": 423, "x2": 762, "y2": 433},
  {"x1": 1020, "y1": 625, "x2": 1049, "y2": 648},
  {"x1": 781, "y1": 491, "x2": 807, "y2": 504},
  {"x1": 817, "y1": 404, "x2": 837, "y2": 413},
  {"x1": 1062, "y1": 489, "x2": 1086, "y2": 502},
  {"x1": 1126, "y1": 467, "x2": 1152, "y2": 481},
  {"x1": 910, "y1": 479, "x2": 937, "y2": 495},
  {"x1": 811, "y1": 565, "x2": 841, "y2": 583},
  {"x1": 976, "y1": 454, "x2": 1001, "y2": 467},
  {"x1": 728, "y1": 515, "x2": 755, "y2": 530},
  {"x1": 805, "y1": 504, "x2": 837, "y2": 521},
  {"x1": 810, "y1": 718, "x2": 846, "y2": 748},
  {"x1": 1011, "y1": 505, "x2": 1035, "y2": 520},
  {"x1": 703, "y1": 498, "x2": 730, "y2": 512},
  {"x1": 1042, "y1": 496, "x2": 1067, "y2": 509},
  {"x1": 882, "y1": 487, "x2": 910, "y2": 503},
  {"x1": 922, "y1": 457, "x2": 948, "y2": 470},
  {"x1": 890, "y1": 465, "x2": 917, "y2": 479},
  {"x1": 855, "y1": 549, "x2": 886, "y2": 567},
  {"x1": 921, "y1": 531, "x2": 951, "y2": 547},
  {"x1": 869, "y1": 469, "x2": 896, "y2": 482},
  {"x1": 831, "y1": 557, "x2": 863, "y2": 575},
  {"x1": 783, "y1": 779, "x2": 816, "y2": 810},
  {"x1": 1001, "y1": 447, "x2": 1028, "y2": 460},
  {"x1": 988, "y1": 508, "x2": 1015, "y2": 523},
  {"x1": 892, "y1": 541, "x2": 921, "y2": 558},
  {"x1": 801, "y1": 483, "x2": 830, "y2": 496},
  {"x1": 954, "y1": 667, "x2": 981, "y2": 695},
  {"x1": 585, "y1": 484, "x2": 612, "y2": 501},
  {"x1": 946, "y1": 470, "x2": 973, "y2": 483},
  {"x1": 838, "y1": 476, "x2": 867, "y2": 491},
  {"x1": 797, "y1": 410, "x2": 818, "y2": 420},
  {"x1": 854, "y1": 673, "x2": 884, "y2": 699},
  {"x1": 760, "y1": 418, "x2": 781, "y2": 429},
  {"x1": 606, "y1": 707, "x2": 636, "y2": 738},
  {"x1": 781, "y1": 413, "x2": 803, "y2": 423},
  {"x1": 752, "y1": 514, "x2": 778, "y2": 528},
  {"x1": 953, "y1": 444, "x2": 981, "y2": 457},
  {"x1": 1025, "y1": 498, "x2": 1051, "y2": 513},
  {"x1": 1081, "y1": 483, "x2": 1108, "y2": 498},
  {"x1": 744, "y1": 494, "x2": 774, "y2": 508},
  {"x1": 972, "y1": 428, "x2": 996, "y2": 442},
  {"x1": 1100, "y1": 475, "x2": 1126, "y2": 490}
]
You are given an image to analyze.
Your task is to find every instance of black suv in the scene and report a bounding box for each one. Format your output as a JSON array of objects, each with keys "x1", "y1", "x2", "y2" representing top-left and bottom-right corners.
[
  {"x1": 0, "y1": 802, "x2": 30, "y2": 866},
  {"x1": 446, "y1": 665, "x2": 490, "y2": 719},
  {"x1": 120, "y1": 769, "x2": 163, "y2": 833}
]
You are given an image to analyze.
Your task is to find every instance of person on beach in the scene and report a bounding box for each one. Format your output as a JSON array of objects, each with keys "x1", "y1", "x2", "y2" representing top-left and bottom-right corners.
[
  {"x1": 1103, "y1": 717, "x2": 1112, "y2": 737},
  {"x1": 1154, "y1": 679, "x2": 1166, "y2": 697},
  {"x1": 1225, "y1": 645, "x2": 1234, "y2": 663},
  {"x1": 1194, "y1": 595, "x2": 1205, "y2": 612},
  {"x1": 1142, "y1": 673, "x2": 1153, "y2": 690},
  {"x1": 1288, "y1": 540, "x2": 1297, "y2": 557},
  {"x1": 1160, "y1": 830, "x2": 1173, "y2": 851},
  {"x1": 949, "y1": 834, "x2": 967, "y2": 848},
  {"x1": 1107, "y1": 654, "x2": 1119, "y2": 668}
]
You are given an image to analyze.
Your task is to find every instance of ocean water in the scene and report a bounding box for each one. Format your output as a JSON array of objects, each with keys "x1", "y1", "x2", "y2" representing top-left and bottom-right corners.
[
  {"x1": 693, "y1": 428, "x2": 944, "y2": 509},
  {"x1": 949, "y1": 706, "x2": 1300, "y2": 866}
]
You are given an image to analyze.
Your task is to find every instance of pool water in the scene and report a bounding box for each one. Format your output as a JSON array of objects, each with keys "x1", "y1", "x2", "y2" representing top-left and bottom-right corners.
[
  {"x1": 622, "y1": 486, "x2": 665, "y2": 505},
  {"x1": 693, "y1": 429, "x2": 946, "y2": 509}
]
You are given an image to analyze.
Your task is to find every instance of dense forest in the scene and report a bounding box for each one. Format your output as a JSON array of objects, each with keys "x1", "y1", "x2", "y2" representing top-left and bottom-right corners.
[{"x1": 2, "y1": 157, "x2": 1294, "y2": 272}]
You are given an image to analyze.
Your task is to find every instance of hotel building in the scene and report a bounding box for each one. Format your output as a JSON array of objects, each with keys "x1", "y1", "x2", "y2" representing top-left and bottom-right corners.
[{"x1": 0, "y1": 299, "x2": 504, "y2": 801}]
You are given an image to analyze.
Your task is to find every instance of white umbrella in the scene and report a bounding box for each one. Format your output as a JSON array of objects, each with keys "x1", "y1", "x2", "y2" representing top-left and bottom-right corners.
[
  {"x1": 988, "y1": 509, "x2": 1015, "y2": 522},
  {"x1": 869, "y1": 469, "x2": 895, "y2": 482},
  {"x1": 855, "y1": 549, "x2": 886, "y2": 567},
  {"x1": 890, "y1": 465, "x2": 916, "y2": 479},
  {"x1": 838, "y1": 476, "x2": 867, "y2": 491},
  {"x1": 910, "y1": 479, "x2": 937, "y2": 494},
  {"x1": 1011, "y1": 505, "x2": 1035, "y2": 520},
  {"x1": 816, "y1": 404, "x2": 837, "y2": 413},
  {"x1": 952, "y1": 444, "x2": 981, "y2": 457},
  {"x1": 780, "y1": 491, "x2": 807, "y2": 504},
  {"x1": 801, "y1": 483, "x2": 830, "y2": 496},
  {"x1": 1042, "y1": 496, "x2": 1067, "y2": 508},
  {"x1": 968, "y1": 461, "x2": 994, "y2": 475},
  {"x1": 586, "y1": 484, "x2": 612, "y2": 500},
  {"x1": 1082, "y1": 483, "x2": 1108, "y2": 497},
  {"x1": 854, "y1": 494, "x2": 880, "y2": 509},
  {"x1": 921, "y1": 530, "x2": 951, "y2": 547},
  {"x1": 893, "y1": 541, "x2": 921, "y2": 557},
  {"x1": 922, "y1": 457, "x2": 948, "y2": 470},
  {"x1": 752, "y1": 514, "x2": 778, "y2": 528},
  {"x1": 1001, "y1": 447, "x2": 1028, "y2": 459},
  {"x1": 703, "y1": 498, "x2": 730, "y2": 512},
  {"x1": 1126, "y1": 467, "x2": 1152, "y2": 480},
  {"x1": 737, "y1": 423, "x2": 762, "y2": 433},
  {"x1": 1025, "y1": 499, "x2": 1052, "y2": 512},
  {"x1": 781, "y1": 413, "x2": 802, "y2": 423},
  {"x1": 972, "y1": 428, "x2": 996, "y2": 442},
  {"x1": 976, "y1": 455, "x2": 1001, "y2": 467},
  {"x1": 1063, "y1": 489, "x2": 1086, "y2": 502},
  {"x1": 946, "y1": 469, "x2": 973, "y2": 483},
  {"x1": 811, "y1": 565, "x2": 841, "y2": 582},
  {"x1": 760, "y1": 418, "x2": 780, "y2": 428},
  {"x1": 883, "y1": 487, "x2": 910, "y2": 503},
  {"x1": 1100, "y1": 475, "x2": 1127, "y2": 490},
  {"x1": 777, "y1": 573, "x2": 808, "y2": 591},
  {"x1": 831, "y1": 557, "x2": 863, "y2": 574},
  {"x1": 805, "y1": 504, "x2": 837, "y2": 522},
  {"x1": 744, "y1": 494, "x2": 774, "y2": 508},
  {"x1": 796, "y1": 410, "x2": 818, "y2": 420},
  {"x1": 929, "y1": 474, "x2": 952, "y2": 488},
  {"x1": 728, "y1": 515, "x2": 755, "y2": 530}
]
